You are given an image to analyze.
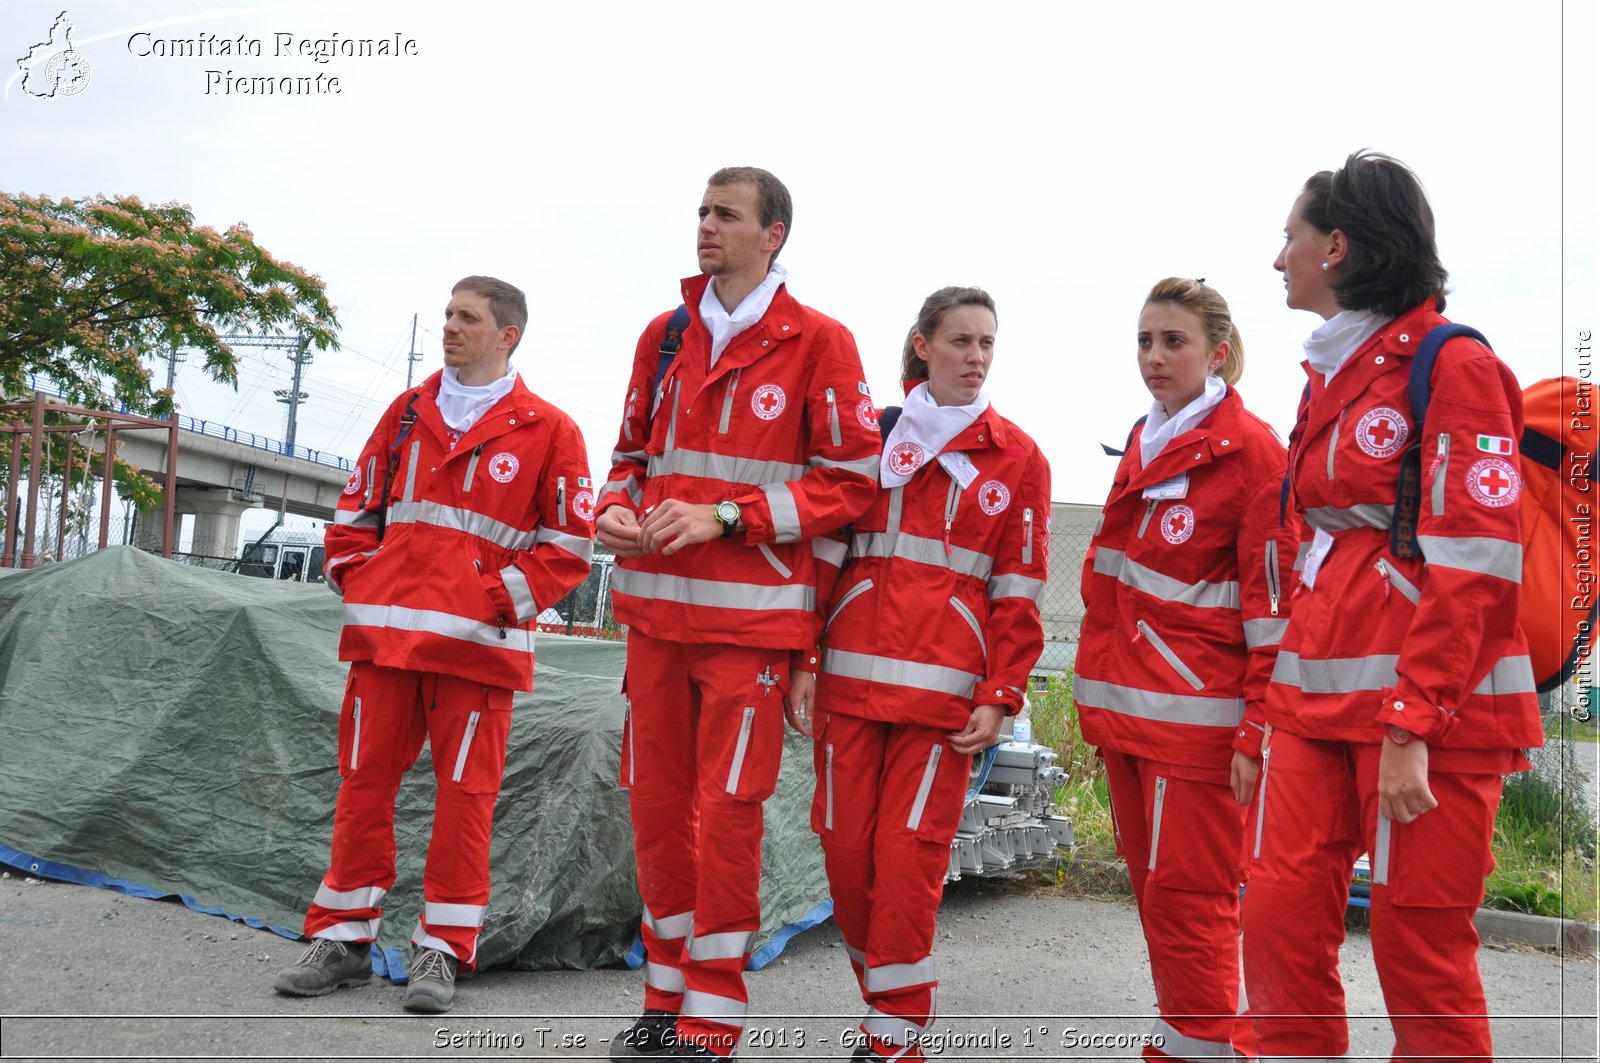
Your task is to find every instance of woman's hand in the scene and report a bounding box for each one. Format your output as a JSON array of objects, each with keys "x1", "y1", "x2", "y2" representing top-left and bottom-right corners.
[
  {"x1": 1229, "y1": 751, "x2": 1261, "y2": 806},
  {"x1": 948, "y1": 704, "x2": 1004, "y2": 755},
  {"x1": 784, "y1": 670, "x2": 815, "y2": 738},
  {"x1": 1377, "y1": 735, "x2": 1438, "y2": 823}
]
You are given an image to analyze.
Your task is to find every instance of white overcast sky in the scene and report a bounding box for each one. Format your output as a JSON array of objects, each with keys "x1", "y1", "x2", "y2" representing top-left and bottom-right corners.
[{"x1": 3, "y1": 0, "x2": 1595, "y2": 546}]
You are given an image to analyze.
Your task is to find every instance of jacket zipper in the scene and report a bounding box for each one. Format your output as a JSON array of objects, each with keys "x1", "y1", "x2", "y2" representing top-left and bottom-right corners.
[
  {"x1": 1252, "y1": 749, "x2": 1270, "y2": 860},
  {"x1": 824, "y1": 743, "x2": 835, "y2": 829},
  {"x1": 401, "y1": 440, "x2": 422, "y2": 502},
  {"x1": 1431, "y1": 432, "x2": 1450, "y2": 516},
  {"x1": 719, "y1": 369, "x2": 742, "y2": 434},
  {"x1": 1326, "y1": 419, "x2": 1340, "y2": 480},
  {"x1": 826, "y1": 387, "x2": 841, "y2": 447},
  {"x1": 349, "y1": 697, "x2": 362, "y2": 771},
  {"x1": 1264, "y1": 539, "x2": 1281, "y2": 616},
  {"x1": 623, "y1": 387, "x2": 639, "y2": 441},
  {"x1": 1135, "y1": 619, "x2": 1205, "y2": 691},
  {"x1": 1374, "y1": 557, "x2": 1421, "y2": 605},
  {"x1": 451, "y1": 711, "x2": 482, "y2": 783},
  {"x1": 949, "y1": 595, "x2": 988, "y2": 658},
  {"x1": 361, "y1": 455, "x2": 378, "y2": 508},
  {"x1": 1137, "y1": 499, "x2": 1158, "y2": 538},
  {"x1": 906, "y1": 744, "x2": 942, "y2": 830},
  {"x1": 943, "y1": 478, "x2": 961, "y2": 556},
  {"x1": 758, "y1": 543, "x2": 792, "y2": 579},
  {"x1": 1022, "y1": 507, "x2": 1035, "y2": 565},
  {"x1": 826, "y1": 578, "x2": 874, "y2": 628},
  {"x1": 1148, "y1": 776, "x2": 1168, "y2": 870},
  {"x1": 664, "y1": 379, "x2": 681, "y2": 451},
  {"x1": 724, "y1": 707, "x2": 756, "y2": 795},
  {"x1": 625, "y1": 698, "x2": 635, "y2": 787},
  {"x1": 557, "y1": 476, "x2": 568, "y2": 526}
]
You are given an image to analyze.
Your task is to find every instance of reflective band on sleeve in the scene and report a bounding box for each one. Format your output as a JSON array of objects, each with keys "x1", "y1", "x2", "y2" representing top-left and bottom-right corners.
[
  {"x1": 612, "y1": 569, "x2": 816, "y2": 613},
  {"x1": 343, "y1": 603, "x2": 535, "y2": 653},
  {"x1": 647, "y1": 448, "x2": 807, "y2": 486},
  {"x1": 863, "y1": 1008, "x2": 928, "y2": 1046},
  {"x1": 1271, "y1": 652, "x2": 1398, "y2": 694},
  {"x1": 386, "y1": 499, "x2": 537, "y2": 551},
  {"x1": 1243, "y1": 617, "x2": 1289, "y2": 648},
  {"x1": 424, "y1": 901, "x2": 487, "y2": 928},
  {"x1": 1473, "y1": 655, "x2": 1536, "y2": 696},
  {"x1": 852, "y1": 531, "x2": 993, "y2": 580},
  {"x1": 1149, "y1": 1018, "x2": 1238, "y2": 1059},
  {"x1": 611, "y1": 448, "x2": 648, "y2": 466},
  {"x1": 335, "y1": 508, "x2": 382, "y2": 528},
  {"x1": 864, "y1": 957, "x2": 937, "y2": 993},
  {"x1": 681, "y1": 989, "x2": 748, "y2": 1029},
  {"x1": 500, "y1": 566, "x2": 538, "y2": 623},
  {"x1": 687, "y1": 930, "x2": 755, "y2": 962},
  {"x1": 988, "y1": 573, "x2": 1044, "y2": 602},
  {"x1": 534, "y1": 526, "x2": 596, "y2": 561},
  {"x1": 807, "y1": 453, "x2": 880, "y2": 477},
  {"x1": 1419, "y1": 534, "x2": 1524, "y2": 583},
  {"x1": 316, "y1": 919, "x2": 379, "y2": 942},
  {"x1": 313, "y1": 882, "x2": 388, "y2": 911},
  {"x1": 763, "y1": 482, "x2": 803, "y2": 543},
  {"x1": 1093, "y1": 549, "x2": 1240, "y2": 608},
  {"x1": 812, "y1": 536, "x2": 848, "y2": 567},
  {"x1": 1071, "y1": 677, "x2": 1244, "y2": 728},
  {"x1": 1373, "y1": 812, "x2": 1392, "y2": 887},
  {"x1": 1303, "y1": 503, "x2": 1395, "y2": 531},
  {"x1": 641, "y1": 908, "x2": 694, "y2": 940},
  {"x1": 600, "y1": 475, "x2": 644, "y2": 508},
  {"x1": 822, "y1": 649, "x2": 980, "y2": 699},
  {"x1": 645, "y1": 961, "x2": 686, "y2": 993}
]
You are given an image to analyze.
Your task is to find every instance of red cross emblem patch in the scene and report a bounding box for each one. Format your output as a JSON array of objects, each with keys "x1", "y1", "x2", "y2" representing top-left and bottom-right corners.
[
  {"x1": 1465, "y1": 457, "x2": 1520, "y2": 508},
  {"x1": 978, "y1": 478, "x2": 1011, "y2": 516},
  {"x1": 488, "y1": 452, "x2": 520, "y2": 484},
  {"x1": 751, "y1": 383, "x2": 786, "y2": 421},
  {"x1": 342, "y1": 465, "x2": 363, "y2": 496},
  {"x1": 1161, "y1": 504, "x2": 1195, "y2": 544},
  {"x1": 1355, "y1": 406, "x2": 1409, "y2": 459},
  {"x1": 889, "y1": 441, "x2": 926, "y2": 475},
  {"x1": 856, "y1": 397, "x2": 879, "y2": 432},
  {"x1": 572, "y1": 488, "x2": 596, "y2": 522}
]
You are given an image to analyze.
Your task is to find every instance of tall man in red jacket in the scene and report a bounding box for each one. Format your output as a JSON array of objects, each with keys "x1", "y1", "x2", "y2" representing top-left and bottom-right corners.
[
  {"x1": 596, "y1": 168, "x2": 879, "y2": 1060},
  {"x1": 272, "y1": 276, "x2": 595, "y2": 1013}
]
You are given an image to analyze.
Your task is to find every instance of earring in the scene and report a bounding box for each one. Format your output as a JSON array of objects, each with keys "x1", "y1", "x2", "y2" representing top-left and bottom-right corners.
[{"x1": 1321, "y1": 262, "x2": 1330, "y2": 270}]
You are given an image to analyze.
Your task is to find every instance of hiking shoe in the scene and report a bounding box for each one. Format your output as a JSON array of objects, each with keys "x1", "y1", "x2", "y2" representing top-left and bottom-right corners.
[
  {"x1": 611, "y1": 1010, "x2": 680, "y2": 1057},
  {"x1": 400, "y1": 947, "x2": 458, "y2": 1013},
  {"x1": 272, "y1": 938, "x2": 372, "y2": 996}
]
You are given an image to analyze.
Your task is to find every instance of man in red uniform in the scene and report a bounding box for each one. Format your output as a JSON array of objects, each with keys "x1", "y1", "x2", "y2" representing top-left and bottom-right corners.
[
  {"x1": 272, "y1": 276, "x2": 595, "y2": 1013},
  {"x1": 596, "y1": 167, "x2": 879, "y2": 1060}
]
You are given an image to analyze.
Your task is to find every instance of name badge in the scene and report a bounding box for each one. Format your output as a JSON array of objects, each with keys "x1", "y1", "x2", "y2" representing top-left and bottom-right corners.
[
  {"x1": 1142, "y1": 473, "x2": 1189, "y2": 500},
  {"x1": 939, "y1": 451, "x2": 979, "y2": 489},
  {"x1": 1301, "y1": 527, "x2": 1335, "y2": 590}
]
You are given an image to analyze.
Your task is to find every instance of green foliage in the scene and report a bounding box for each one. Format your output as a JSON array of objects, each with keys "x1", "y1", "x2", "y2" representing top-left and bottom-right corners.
[{"x1": 1030, "y1": 673, "x2": 1118, "y2": 862}]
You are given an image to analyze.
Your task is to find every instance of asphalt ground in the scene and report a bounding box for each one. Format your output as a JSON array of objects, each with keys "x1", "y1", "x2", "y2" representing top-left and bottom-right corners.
[{"x1": 1, "y1": 872, "x2": 1595, "y2": 1062}]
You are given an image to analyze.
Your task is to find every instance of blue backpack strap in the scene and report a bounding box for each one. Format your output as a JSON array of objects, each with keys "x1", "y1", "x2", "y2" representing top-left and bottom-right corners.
[
  {"x1": 1392, "y1": 323, "x2": 1492, "y2": 557},
  {"x1": 1280, "y1": 382, "x2": 1312, "y2": 528},
  {"x1": 878, "y1": 405, "x2": 902, "y2": 441},
  {"x1": 654, "y1": 303, "x2": 691, "y2": 397},
  {"x1": 1101, "y1": 415, "x2": 1148, "y2": 458}
]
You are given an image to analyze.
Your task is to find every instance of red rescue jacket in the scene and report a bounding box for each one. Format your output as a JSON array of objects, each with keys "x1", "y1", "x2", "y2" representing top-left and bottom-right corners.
[
  {"x1": 1075, "y1": 387, "x2": 1299, "y2": 782},
  {"x1": 324, "y1": 372, "x2": 595, "y2": 692},
  {"x1": 1266, "y1": 303, "x2": 1543, "y2": 752},
  {"x1": 599, "y1": 275, "x2": 880, "y2": 649},
  {"x1": 816, "y1": 406, "x2": 1051, "y2": 729}
]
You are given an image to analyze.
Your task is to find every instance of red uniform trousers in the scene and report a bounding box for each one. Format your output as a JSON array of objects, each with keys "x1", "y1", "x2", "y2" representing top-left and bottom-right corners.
[
  {"x1": 621, "y1": 630, "x2": 790, "y2": 1058},
  {"x1": 1241, "y1": 731, "x2": 1503, "y2": 1062},
  {"x1": 1101, "y1": 751, "x2": 1255, "y2": 1061},
  {"x1": 810, "y1": 711, "x2": 974, "y2": 1063},
  {"x1": 302, "y1": 661, "x2": 513, "y2": 969}
]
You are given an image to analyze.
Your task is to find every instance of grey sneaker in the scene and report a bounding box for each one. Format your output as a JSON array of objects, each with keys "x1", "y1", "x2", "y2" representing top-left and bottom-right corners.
[
  {"x1": 611, "y1": 1009, "x2": 679, "y2": 1057},
  {"x1": 401, "y1": 947, "x2": 458, "y2": 1013},
  {"x1": 272, "y1": 938, "x2": 372, "y2": 996}
]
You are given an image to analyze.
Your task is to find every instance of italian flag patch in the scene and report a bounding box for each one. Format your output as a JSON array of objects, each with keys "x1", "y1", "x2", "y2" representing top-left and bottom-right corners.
[
  {"x1": 577, "y1": 477, "x2": 593, "y2": 487},
  {"x1": 1476, "y1": 435, "x2": 1514, "y2": 455}
]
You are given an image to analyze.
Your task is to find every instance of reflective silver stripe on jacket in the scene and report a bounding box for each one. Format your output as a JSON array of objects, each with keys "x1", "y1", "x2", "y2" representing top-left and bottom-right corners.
[
  {"x1": 821, "y1": 648, "x2": 980, "y2": 699},
  {"x1": 325, "y1": 549, "x2": 377, "y2": 594},
  {"x1": 1272, "y1": 652, "x2": 1535, "y2": 697},
  {"x1": 1294, "y1": 541, "x2": 1311, "y2": 571},
  {"x1": 335, "y1": 508, "x2": 381, "y2": 528},
  {"x1": 864, "y1": 957, "x2": 936, "y2": 993},
  {"x1": 812, "y1": 536, "x2": 848, "y2": 568},
  {"x1": 612, "y1": 568, "x2": 816, "y2": 612},
  {"x1": 988, "y1": 573, "x2": 1044, "y2": 603},
  {"x1": 648, "y1": 448, "x2": 807, "y2": 486},
  {"x1": 533, "y1": 525, "x2": 595, "y2": 562},
  {"x1": 386, "y1": 499, "x2": 535, "y2": 551},
  {"x1": 763, "y1": 482, "x2": 803, "y2": 543},
  {"x1": 499, "y1": 565, "x2": 537, "y2": 623},
  {"x1": 611, "y1": 447, "x2": 648, "y2": 466},
  {"x1": 401, "y1": 440, "x2": 421, "y2": 501},
  {"x1": 1072, "y1": 677, "x2": 1245, "y2": 728},
  {"x1": 1243, "y1": 617, "x2": 1289, "y2": 648},
  {"x1": 343, "y1": 603, "x2": 534, "y2": 652},
  {"x1": 852, "y1": 530, "x2": 993, "y2": 580},
  {"x1": 1419, "y1": 534, "x2": 1523, "y2": 583},
  {"x1": 1304, "y1": 503, "x2": 1395, "y2": 531},
  {"x1": 601, "y1": 474, "x2": 644, "y2": 508},
  {"x1": 1092, "y1": 548, "x2": 1241, "y2": 609},
  {"x1": 807, "y1": 452, "x2": 880, "y2": 477}
]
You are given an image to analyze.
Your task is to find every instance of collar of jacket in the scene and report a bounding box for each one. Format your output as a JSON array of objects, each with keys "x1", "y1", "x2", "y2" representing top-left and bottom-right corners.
[
  {"x1": 410, "y1": 368, "x2": 541, "y2": 453},
  {"x1": 938, "y1": 404, "x2": 1011, "y2": 456},
  {"x1": 677, "y1": 273, "x2": 807, "y2": 381},
  {"x1": 1296, "y1": 301, "x2": 1444, "y2": 447},
  {"x1": 1114, "y1": 386, "x2": 1247, "y2": 499}
]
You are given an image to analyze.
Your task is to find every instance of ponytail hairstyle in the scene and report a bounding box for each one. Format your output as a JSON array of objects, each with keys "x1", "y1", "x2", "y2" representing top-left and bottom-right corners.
[
  {"x1": 900, "y1": 285, "x2": 998, "y2": 385},
  {"x1": 1143, "y1": 277, "x2": 1243, "y2": 385}
]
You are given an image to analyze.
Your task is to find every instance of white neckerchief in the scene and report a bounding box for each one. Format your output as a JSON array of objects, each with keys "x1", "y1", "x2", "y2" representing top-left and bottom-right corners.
[
  {"x1": 700, "y1": 263, "x2": 789, "y2": 367},
  {"x1": 1304, "y1": 309, "x2": 1387, "y2": 383},
  {"x1": 1139, "y1": 375, "x2": 1228, "y2": 467},
  {"x1": 437, "y1": 363, "x2": 516, "y2": 437},
  {"x1": 880, "y1": 381, "x2": 990, "y2": 488}
]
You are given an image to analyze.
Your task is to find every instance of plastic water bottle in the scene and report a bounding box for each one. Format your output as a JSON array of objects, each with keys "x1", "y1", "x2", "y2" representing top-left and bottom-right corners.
[{"x1": 1012, "y1": 699, "x2": 1033, "y2": 745}]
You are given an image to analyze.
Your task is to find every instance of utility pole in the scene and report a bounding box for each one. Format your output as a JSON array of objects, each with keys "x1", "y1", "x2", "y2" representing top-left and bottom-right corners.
[
  {"x1": 406, "y1": 313, "x2": 422, "y2": 389},
  {"x1": 273, "y1": 332, "x2": 312, "y2": 453},
  {"x1": 165, "y1": 342, "x2": 186, "y2": 394}
]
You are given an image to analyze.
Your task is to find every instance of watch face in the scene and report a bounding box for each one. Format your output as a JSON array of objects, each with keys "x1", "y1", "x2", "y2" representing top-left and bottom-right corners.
[{"x1": 717, "y1": 501, "x2": 739, "y2": 525}]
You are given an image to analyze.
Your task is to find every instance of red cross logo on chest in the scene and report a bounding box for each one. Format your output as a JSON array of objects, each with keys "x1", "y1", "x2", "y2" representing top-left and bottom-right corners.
[
  {"x1": 1168, "y1": 511, "x2": 1188, "y2": 534},
  {"x1": 984, "y1": 486, "x2": 1004, "y2": 509},
  {"x1": 494, "y1": 458, "x2": 514, "y2": 477},
  {"x1": 1366, "y1": 418, "x2": 1397, "y2": 448},
  {"x1": 758, "y1": 392, "x2": 779, "y2": 414}
]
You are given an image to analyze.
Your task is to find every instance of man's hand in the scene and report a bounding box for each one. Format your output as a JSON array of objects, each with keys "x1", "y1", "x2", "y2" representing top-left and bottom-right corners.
[
  {"x1": 1229, "y1": 750, "x2": 1261, "y2": 806},
  {"x1": 948, "y1": 704, "x2": 1004, "y2": 755},
  {"x1": 785, "y1": 670, "x2": 815, "y2": 738},
  {"x1": 596, "y1": 505, "x2": 645, "y2": 559},
  {"x1": 1377, "y1": 735, "x2": 1438, "y2": 824},
  {"x1": 639, "y1": 499, "x2": 724, "y2": 555}
]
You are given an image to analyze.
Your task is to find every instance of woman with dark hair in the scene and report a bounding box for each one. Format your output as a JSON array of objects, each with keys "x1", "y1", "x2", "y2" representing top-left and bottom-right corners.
[
  {"x1": 1074, "y1": 277, "x2": 1297, "y2": 1059},
  {"x1": 787, "y1": 286, "x2": 1050, "y2": 1063},
  {"x1": 1243, "y1": 151, "x2": 1542, "y2": 1060}
]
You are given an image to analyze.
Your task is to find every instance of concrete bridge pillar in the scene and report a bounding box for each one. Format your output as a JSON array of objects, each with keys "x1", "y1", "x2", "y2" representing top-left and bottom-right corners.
[{"x1": 176, "y1": 486, "x2": 261, "y2": 560}]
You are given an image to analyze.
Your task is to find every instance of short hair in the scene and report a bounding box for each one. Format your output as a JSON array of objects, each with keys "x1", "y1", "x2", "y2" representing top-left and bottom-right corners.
[
  {"x1": 901, "y1": 286, "x2": 998, "y2": 385},
  {"x1": 1143, "y1": 277, "x2": 1244, "y2": 386},
  {"x1": 452, "y1": 275, "x2": 528, "y2": 356},
  {"x1": 707, "y1": 166, "x2": 793, "y2": 266},
  {"x1": 1299, "y1": 150, "x2": 1450, "y2": 317}
]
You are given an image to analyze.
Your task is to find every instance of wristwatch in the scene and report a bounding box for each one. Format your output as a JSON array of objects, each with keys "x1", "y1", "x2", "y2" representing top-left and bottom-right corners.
[
  {"x1": 714, "y1": 500, "x2": 741, "y2": 538},
  {"x1": 1386, "y1": 725, "x2": 1415, "y2": 745}
]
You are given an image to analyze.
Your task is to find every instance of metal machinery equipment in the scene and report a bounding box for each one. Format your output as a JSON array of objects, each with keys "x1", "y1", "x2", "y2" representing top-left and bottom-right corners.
[{"x1": 948, "y1": 734, "x2": 1072, "y2": 881}]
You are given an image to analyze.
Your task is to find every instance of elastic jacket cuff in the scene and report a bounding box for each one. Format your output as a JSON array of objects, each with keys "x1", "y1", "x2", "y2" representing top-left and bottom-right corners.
[{"x1": 1375, "y1": 686, "x2": 1451, "y2": 742}]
